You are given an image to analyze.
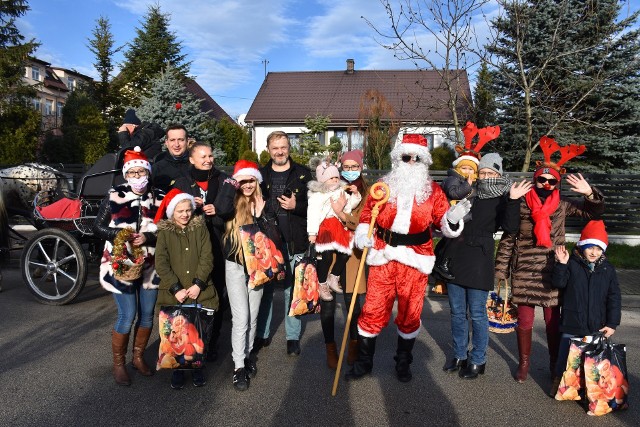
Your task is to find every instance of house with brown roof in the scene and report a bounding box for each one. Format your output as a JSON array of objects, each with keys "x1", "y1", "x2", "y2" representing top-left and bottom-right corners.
[
  {"x1": 184, "y1": 79, "x2": 234, "y2": 122},
  {"x1": 245, "y1": 59, "x2": 471, "y2": 155}
]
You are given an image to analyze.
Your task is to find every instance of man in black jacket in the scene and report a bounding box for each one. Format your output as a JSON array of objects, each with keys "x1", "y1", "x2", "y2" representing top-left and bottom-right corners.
[
  {"x1": 254, "y1": 131, "x2": 311, "y2": 356},
  {"x1": 151, "y1": 124, "x2": 191, "y2": 192},
  {"x1": 118, "y1": 109, "x2": 164, "y2": 160}
]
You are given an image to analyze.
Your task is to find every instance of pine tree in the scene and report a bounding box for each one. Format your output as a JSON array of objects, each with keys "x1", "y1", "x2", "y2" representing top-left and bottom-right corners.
[
  {"x1": 117, "y1": 4, "x2": 190, "y2": 107},
  {"x1": 472, "y1": 62, "x2": 497, "y2": 129},
  {"x1": 136, "y1": 65, "x2": 223, "y2": 159},
  {"x1": 0, "y1": 0, "x2": 41, "y2": 164},
  {"x1": 87, "y1": 16, "x2": 120, "y2": 117}
]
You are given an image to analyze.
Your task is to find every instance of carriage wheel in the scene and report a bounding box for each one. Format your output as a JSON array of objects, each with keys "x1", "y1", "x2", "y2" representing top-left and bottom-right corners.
[{"x1": 21, "y1": 228, "x2": 87, "y2": 305}]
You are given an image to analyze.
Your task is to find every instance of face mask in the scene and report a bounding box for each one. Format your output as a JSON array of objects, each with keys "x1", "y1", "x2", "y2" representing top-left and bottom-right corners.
[
  {"x1": 341, "y1": 170, "x2": 360, "y2": 182},
  {"x1": 128, "y1": 176, "x2": 149, "y2": 192}
]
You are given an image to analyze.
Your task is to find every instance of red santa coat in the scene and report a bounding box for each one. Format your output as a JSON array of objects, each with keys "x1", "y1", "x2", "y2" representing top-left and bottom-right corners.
[{"x1": 355, "y1": 181, "x2": 464, "y2": 337}]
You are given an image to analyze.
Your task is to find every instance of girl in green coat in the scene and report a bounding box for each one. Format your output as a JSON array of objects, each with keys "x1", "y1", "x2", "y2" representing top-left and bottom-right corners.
[{"x1": 155, "y1": 189, "x2": 219, "y2": 390}]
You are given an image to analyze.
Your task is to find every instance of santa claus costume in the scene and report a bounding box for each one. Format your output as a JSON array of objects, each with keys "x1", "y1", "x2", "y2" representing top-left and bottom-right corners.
[{"x1": 345, "y1": 134, "x2": 468, "y2": 383}]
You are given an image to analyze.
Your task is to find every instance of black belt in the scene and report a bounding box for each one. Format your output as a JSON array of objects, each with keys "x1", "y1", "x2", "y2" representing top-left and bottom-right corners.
[{"x1": 376, "y1": 227, "x2": 431, "y2": 247}]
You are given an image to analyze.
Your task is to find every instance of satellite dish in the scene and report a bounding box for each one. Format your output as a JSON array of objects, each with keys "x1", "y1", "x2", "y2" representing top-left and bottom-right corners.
[{"x1": 238, "y1": 113, "x2": 247, "y2": 127}]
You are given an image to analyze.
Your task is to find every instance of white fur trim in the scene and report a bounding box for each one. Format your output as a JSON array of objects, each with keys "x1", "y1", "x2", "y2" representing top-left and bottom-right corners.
[
  {"x1": 366, "y1": 246, "x2": 436, "y2": 275},
  {"x1": 398, "y1": 322, "x2": 421, "y2": 339},
  {"x1": 390, "y1": 194, "x2": 413, "y2": 234},
  {"x1": 167, "y1": 193, "x2": 196, "y2": 219},
  {"x1": 146, "y1": 223, "x2": 157, "y2": 233},
  {"x1": 577, "y1": 238, "x2": 607, "y2": 251},
  {"x1": 358, "y1": 325, "x2": 378, "y2": 338},
  {"x1": 122, "y1": 159, "x2": 151, "y2": 178},
  {"x1": 440, "y1": 215, "x2": 464, "y2": 238},
  {"x1": 452, "y1": 154, "x2": 480, "y2": 167},
  {"x1": 233, "y1": 168, "x2": 263, "y2": 183},
  {"x1": 391, "y1": 141, "x2": 433, "y2": 165},
  {"x1": 315, "y1": 241, "x2": 352, "y2": 255}
]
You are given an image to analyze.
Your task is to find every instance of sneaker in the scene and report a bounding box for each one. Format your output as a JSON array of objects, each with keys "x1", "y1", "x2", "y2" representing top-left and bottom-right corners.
[
  {"x1": 233, "y1": 368, "x2": 248, "y2": 391},
  {"x1": 245, "y1": 357, "x2": 257, "y2": 379},
  {"x1": 318, "y1": 282, "x2": 333, "y2": 301},
  {"x1": 192, "y1": 369, "x2": 206, "y2": 387},
  {"x1": 287, "y1": 340, "x2": 301, "y2": 356},
  {"x1": 170, "y1": 370, "x2": 185, "y2": 390},
  {"x1": 327, "y1": 273, "x2": 344, "y2": 294}
]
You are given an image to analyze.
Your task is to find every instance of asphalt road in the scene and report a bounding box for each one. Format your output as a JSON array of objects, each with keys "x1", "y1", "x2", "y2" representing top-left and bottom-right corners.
[{"x1": 0, "y1": 257, "x2": 638, "y2": 427}]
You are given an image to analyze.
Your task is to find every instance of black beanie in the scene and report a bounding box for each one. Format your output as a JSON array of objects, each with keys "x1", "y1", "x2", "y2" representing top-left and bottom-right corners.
[{"x1": 123, "y1": 109, "x2": 141, "y2": 125}]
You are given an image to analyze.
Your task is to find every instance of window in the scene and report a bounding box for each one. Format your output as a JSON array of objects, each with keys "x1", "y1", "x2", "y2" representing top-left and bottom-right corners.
[
  {"x1": 423, "y1": 134, "x2": 435, "y2": 150},
  {"x1": 45, "y1": 99, "x2": 54, "y2": 115},
  {"x1": 287, "y1": 133, "x2": 301, "y2": 152},
  {"x1": 335, "y1": 130, "x2": 365, "y2": 151},
  {"x1": 56, "y1": 101, "x2": 64, "y2": 117},
  {"x1": 67, "y1": 77, "x2": 75, "y2": 91},
  {"x1": 32, "y1": 98, "x2": 41, "y2": 111},
  {"x1": 31, "y1": 67, "x2": 41, "y2": 81}
]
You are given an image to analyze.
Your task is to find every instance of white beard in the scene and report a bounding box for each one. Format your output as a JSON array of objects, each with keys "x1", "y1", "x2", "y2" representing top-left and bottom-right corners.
[{"x1": 383, "y1": 161, "x2": 432, "y2": 205}]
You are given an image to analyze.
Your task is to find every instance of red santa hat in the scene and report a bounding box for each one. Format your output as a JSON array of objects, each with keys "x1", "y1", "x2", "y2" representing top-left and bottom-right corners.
[
  {"x1": 154, "y1": 188, "x2": 196, "y2": 223},
  {"x1": 391, "y1": 134, "x2": 433, "y2": 165},
  {"x1": 577, "y1": 220, "x2": 608, "y2": 251},
  {"x1": 122, "y1": 146, "x2": 151, "y2": 178},
  {"x1": 232, "y1": 159, "x2": 263, "y2": 183}
]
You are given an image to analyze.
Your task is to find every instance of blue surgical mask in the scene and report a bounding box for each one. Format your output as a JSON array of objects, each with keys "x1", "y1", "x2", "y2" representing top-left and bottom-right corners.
[{"x1": 341, "y1": 170, "x2": 360, "y2": 182}]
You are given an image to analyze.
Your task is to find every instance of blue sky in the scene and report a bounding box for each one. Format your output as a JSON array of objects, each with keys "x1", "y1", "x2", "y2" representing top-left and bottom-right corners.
[{"x1": 18, "y1": 0, "x2": 640, "y2": 120}]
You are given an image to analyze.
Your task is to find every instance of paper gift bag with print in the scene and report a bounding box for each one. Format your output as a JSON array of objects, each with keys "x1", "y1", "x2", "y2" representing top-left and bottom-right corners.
[
  {"x1": 555, "y1": 335, "x2": 603, "y2": 401},
  {"x1": 289, "y1": 245, "x2": 321, "y2": 316},
  {"x1": 239, "y1": 222, "x2": 286, "y2": 289},
  {"x1": 583, "y1": 338, "x2": 629, "y2": 416}
]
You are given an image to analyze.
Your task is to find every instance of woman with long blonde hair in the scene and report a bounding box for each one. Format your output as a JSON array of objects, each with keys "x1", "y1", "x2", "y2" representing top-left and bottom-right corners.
[{"x1": 222, "y1": 160, "x2": 266, "y2": 391}]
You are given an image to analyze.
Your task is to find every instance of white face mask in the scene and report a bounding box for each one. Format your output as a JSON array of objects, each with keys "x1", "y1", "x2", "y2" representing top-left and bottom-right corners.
[{"x1": 127, "y1": 176, "x2": 149, "y2": 192}]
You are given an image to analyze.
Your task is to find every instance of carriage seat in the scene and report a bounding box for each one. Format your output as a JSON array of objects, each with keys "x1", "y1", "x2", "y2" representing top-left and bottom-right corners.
[{"x1": 36, "y1": 197, "x2": 82, "y2": 219}]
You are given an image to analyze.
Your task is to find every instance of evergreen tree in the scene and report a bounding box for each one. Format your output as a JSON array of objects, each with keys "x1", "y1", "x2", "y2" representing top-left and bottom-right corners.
[
  {"x1": 472, "y1": 62, "x2": 497, "y2": 129},
  {"x1": 488, "y1": 0, "x2": 640, "y2": 173},
  {"x1": 87, "y1": 16, "x2": 120, "y2": 118},
  {"x1": 117, "y1": 4, "x2": 190, "y2": 107},
  {"x1": 0, "y1": 0, "x2": 40, "y2": 164},
  {"x1": 359, "y1": 89, "x2": 399, "y2": 170},
  {"x1": 210, "y1": 117, "x2": 250, "y2": 166},
  {"x1": 136, "y1": 65, "x2": 223, "y2": 159}
]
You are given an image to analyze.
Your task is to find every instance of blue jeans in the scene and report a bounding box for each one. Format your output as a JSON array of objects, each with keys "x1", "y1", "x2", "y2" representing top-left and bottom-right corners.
[
  {"x1": 255, "y1": 248, "x2": 302, "y2": 341},
  {"x1": 112, "y1": 287, "x2": 158, "y2": 334},
  {"x1": 447, "y1": 283, "x2": 489, "y2": 365}
]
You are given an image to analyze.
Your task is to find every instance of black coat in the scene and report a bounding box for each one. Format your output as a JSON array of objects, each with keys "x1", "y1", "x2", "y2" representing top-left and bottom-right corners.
[
  {"x1": 442, "y1": 194, "x2": 521, "y2": 290},
  {"x1": 552, "y1": 252, "x2": 621, "y2": 335},
  {"x1": 260, "y1": 158, "x2": 311, "y2": 255},
  {"x1": 118, "y1": 122, "x2": 165, "y2": 160},
  {"x1": 151, "y1": 151, "x2": 191, "y2": 193}
]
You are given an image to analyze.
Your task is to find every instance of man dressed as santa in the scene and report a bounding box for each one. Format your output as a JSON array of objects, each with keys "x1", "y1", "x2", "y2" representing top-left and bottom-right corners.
[{"x1": 345, "y1": 134, "x2": 470, "y2": 383}]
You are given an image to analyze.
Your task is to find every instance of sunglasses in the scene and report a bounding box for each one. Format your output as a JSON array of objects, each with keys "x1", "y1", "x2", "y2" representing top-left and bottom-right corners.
[
  {"x1": 536, "y1": 176, "x2": 558, "y2": 186},
  {"x1": 238, "y1": 179, "x2": 257, "y2": 186},
  {"x1": 401, "y1": 154, "x2": 421, "y2": 163}
]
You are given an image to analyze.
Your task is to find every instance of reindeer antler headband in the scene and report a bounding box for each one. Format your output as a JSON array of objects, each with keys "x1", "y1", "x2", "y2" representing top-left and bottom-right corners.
[
  {"x1": 536, "y1": 135, "x2": 586, "y2": 174},
  {"x1": 453, "y1": 121, "x2": 501, "y2": 167}
]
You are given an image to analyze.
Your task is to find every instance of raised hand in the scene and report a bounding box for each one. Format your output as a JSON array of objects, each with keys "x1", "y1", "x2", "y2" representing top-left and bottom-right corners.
[
  {"x1": 446, "y1": 198, "x2": 471, "y2": 224},
  {"x1": 555, "y1": 245, "x2": 569, "y2": 264},
  {"x1": 565, "y1": 173, "x2": 592, "y2": 196},
  {"x1": 509, "y1": 179, "x2": 533, "y2": 199}
]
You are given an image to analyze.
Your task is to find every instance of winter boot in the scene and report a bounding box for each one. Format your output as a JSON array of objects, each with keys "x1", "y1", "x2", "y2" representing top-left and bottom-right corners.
[
  {"x1": 433, "y1": 258, "x2": 455, "y2": 281},
  {"x1": 132, "y1": 327, "x2": 153, "y2": 376},
  {"x1": 515, "y1": 327, "x2": 532, "y2": 383},
  {"x1": 325, "y1": 342, "x2": 339, "y2": 370},
  {"x1": 347, "y1": 339, "x2": 359, "y2": 365},
  {"x1": 394, "y1": 337, "x2": 416, "y2": 382},
  {"x1": 344, "y1": 335, "x2": 376, "y2": 381},
  {"x1": 318, "y1": 282, "x2": 333, "y2": 301},
  {"x1": 327, "y1": 273, "x2": 344, "y2": 294},
  {"x1": 546, "y1": 328, "x2": 561, "y2": 377},
  {"x1": 112, "y1": 331, "x2": 131, "y2": 386}
]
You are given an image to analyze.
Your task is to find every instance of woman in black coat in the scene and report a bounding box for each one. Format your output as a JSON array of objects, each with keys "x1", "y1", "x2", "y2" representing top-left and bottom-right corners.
[{"x1": 441, "y1": 153, "x2": 531, "y2": 379}]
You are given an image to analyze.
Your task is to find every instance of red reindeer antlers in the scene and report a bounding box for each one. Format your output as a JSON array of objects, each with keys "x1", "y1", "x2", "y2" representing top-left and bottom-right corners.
[
  {"x1": 538, "y1": 136, "x2": 586, "y2": 169},
  {"x1": 458, "y1": 121, "x2": 500, "y2": 155}
]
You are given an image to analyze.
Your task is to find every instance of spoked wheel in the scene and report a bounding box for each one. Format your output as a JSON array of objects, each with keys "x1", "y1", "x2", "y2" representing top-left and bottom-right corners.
[{"x1": 21, "y1": 228, "x2": 87, "y2": 305}]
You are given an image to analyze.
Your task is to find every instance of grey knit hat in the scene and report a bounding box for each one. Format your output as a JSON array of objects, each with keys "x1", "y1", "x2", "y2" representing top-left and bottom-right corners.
[{"x1": 478, "y1": 153, "x2": 503, "y2": 175}]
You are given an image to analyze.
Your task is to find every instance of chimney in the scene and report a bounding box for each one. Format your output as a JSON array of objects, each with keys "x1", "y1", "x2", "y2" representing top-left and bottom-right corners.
[{"x1": 346, "y1": 59, "x2": 355, "y2": 74}]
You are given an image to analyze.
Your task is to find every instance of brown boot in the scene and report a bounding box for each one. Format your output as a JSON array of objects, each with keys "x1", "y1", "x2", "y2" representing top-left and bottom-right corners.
[
  {"x1": 112, "y1": 331, "x2": 131, "y2": 386},
  {"x1": 132, "y1": 327, "x2": 154, "y2": 376},
  {"x1": 515, "y1": 327, "x2": 532, "y2": 383},
  {"x1": 347, "y1": 339, "x2": 359, "y2": 365},
  {"x1": 325, "y1": 342, "x2": 338, "y2": 370}
]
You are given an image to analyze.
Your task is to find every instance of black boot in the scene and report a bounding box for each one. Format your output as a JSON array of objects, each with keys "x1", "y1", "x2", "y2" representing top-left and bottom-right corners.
[
  {"x1": 433, "y1": 258, "x2": 455, "y2": 281},
  {"x1": 344, "y1": 335, "x2": 376, "y2": 381},
  {"x1": 394, "y1": 337, "x2": 415, "y2": 382}
]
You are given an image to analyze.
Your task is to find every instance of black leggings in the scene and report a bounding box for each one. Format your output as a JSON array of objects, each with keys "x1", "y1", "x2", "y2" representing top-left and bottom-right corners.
[
  {"x1": 320, "y1": 290, "x2": 361, "y2": 343},
  {"x1": 316, "y1": 250, "x2": 349, "y2": 283}
]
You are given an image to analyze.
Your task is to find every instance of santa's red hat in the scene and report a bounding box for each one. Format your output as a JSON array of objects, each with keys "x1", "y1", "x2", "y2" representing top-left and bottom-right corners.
[
  {"x1": 577, "y1": 220, "x2": 608, "y2": 251},
  {"x1": 391, "y1": 134, "x2": 432, "y2": 165},
  {"x1": 122, "y1": 146, "x2": 151, "y2": 178},
  {"x1": 233, "y1": 159, "x2": 263, "y2": 183},
  {"x1": 154, "y1": 188, "x2": 195, "y2": 223}
]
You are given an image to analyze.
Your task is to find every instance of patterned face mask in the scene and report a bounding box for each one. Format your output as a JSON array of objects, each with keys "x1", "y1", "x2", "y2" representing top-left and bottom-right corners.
[{"x1": 127, "y1": 175, "x2": 149, "y2": 193}]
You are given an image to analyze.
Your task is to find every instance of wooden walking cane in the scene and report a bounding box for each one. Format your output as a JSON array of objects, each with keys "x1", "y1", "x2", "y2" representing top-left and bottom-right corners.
[{"x1": 332, "y1": 182, "x2": 389, "y2": 396}]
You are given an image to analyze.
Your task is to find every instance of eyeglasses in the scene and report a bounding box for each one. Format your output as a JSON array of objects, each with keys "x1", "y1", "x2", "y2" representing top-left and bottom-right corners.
[
  {"x1": 342, "y1": 164, "x2": 360, "y2": 171},
  {"x1": 238, "y1": 179, "x2": 257, "y2": 186},
  {"x1": 126, "y1": 169, "x2": 148, "y2": 177},
  {"x1": 536, "y1": 176, "x2": 558, "y2": 186},
  {"x1": 479, "y1": 171, "x2": 500, "y2": 178},
  {"x1": 401, "y1": 154, "x2": 420, "y2": 163}
]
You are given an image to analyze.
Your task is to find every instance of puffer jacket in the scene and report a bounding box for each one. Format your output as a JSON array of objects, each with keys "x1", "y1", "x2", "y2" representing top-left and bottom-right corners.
[
  {"x1": 495, "y1": 188, "x2": 604, "y2": 306},
  {"x1": 552, "y1": 250, "x2": 621, "y2": 336},
  {"x1": 155, "y1": 216, "x2": 219, "y2": 310}
]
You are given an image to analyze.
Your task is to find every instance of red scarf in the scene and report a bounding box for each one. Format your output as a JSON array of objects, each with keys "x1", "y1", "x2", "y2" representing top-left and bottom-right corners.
[{"x1": 525, "y1": 189, "x2": 560, "y2": 247}]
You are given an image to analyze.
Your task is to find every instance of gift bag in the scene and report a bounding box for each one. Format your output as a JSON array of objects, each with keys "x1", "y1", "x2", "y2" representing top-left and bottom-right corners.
[
  {"x1": 555, "y1": 334, "x2": 603, "y2": 401},
  {"x1": 239, "y1": 222, "x2": 286, "y2": 289},
  {"x1": 583, "y1": 338, "x2": 629, "y2": 416},
  {"x1": 156, "y1": 304, "x2": 216, "y2": 370},
  {"x1": 289, "y1": 245, "x2": 321, "y2": 316}
]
